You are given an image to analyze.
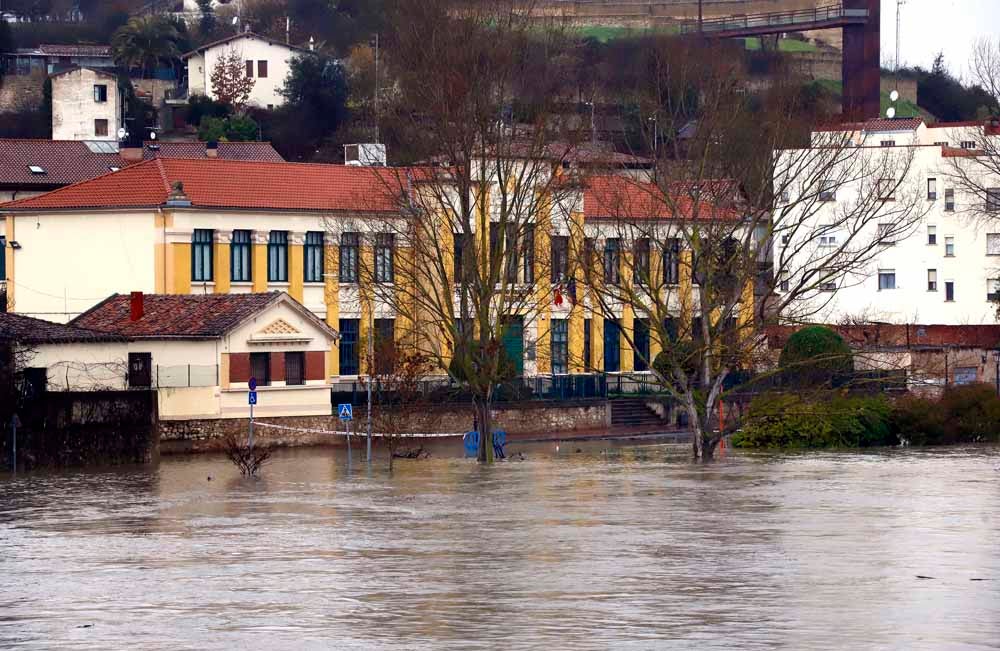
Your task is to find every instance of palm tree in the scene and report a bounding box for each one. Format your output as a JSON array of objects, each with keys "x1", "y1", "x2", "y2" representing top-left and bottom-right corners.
[{"x1": 112, "y1": 16, "x2": 182, "y2": 79}]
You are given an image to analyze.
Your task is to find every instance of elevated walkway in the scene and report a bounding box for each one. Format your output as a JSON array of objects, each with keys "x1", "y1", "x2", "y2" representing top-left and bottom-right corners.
[{"x1": 679, "y1": 3, "x2": 868, "y2": 38}]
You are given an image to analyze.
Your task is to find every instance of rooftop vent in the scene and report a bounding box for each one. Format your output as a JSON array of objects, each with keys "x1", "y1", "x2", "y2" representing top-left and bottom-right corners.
[{"x1": 344, "y1": 143, "x2": 386, "y2": 167}]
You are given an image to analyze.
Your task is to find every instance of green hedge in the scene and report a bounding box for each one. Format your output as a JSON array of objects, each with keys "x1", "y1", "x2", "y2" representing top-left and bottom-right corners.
[
  {"x1": 732, "y1": 393, "x2": 895, "y2": 449},
  {"x1": 734, "y1": 384, "x2": 1000, "y2": 449},
  {"x1": 779, "y1": 325, "x2": 854, "y2": 387}
]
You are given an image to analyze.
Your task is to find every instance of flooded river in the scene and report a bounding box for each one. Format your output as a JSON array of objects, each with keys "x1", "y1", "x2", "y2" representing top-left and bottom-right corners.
[{"x1": 1, "y1": 441, "x2": 998, "y2": 650}]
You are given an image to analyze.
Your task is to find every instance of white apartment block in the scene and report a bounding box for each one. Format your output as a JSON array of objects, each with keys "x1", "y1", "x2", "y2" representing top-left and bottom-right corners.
[
  {"x1": 183, "y1": 32, "x2": 306, "y2": 109},
  {"x1": 50, "y1": 67, "x2": 121, "y2": 141},
  {"x1": 776, "y1": 118, "x2": 1000, "y2": 325}
]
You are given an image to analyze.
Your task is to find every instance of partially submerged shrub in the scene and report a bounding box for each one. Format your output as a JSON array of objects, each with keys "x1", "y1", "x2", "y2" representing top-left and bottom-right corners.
[
  {"x1": 733, "y1": 393, "x2": 895, "y2": 449},
  {"x1": 779, "y1": 325, "x2": 854, "y2": 387}
]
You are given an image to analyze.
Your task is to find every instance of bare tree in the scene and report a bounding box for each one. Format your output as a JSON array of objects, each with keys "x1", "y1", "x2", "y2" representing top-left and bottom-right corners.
[
  {"x1": 351, "y1": 0, "x2": 585, "y2": 463},
  {"x1": 582, "y1": 37, "x2": 925, "y2": 459},
  {"x1": 210, "y1": 49, "x2": 256, "y2": 114}
]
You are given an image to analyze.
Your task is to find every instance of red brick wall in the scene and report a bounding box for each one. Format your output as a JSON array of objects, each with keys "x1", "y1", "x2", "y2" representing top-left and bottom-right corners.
[
  {"x1": 305, "y1": 351, "x2": 326, "y2": 381},
  {"x1": 270, "y1": 352, "x2": 285, "y2": 384},
  {"x1": 229, "y1": 353, "x2": 250, "y2": 383}
]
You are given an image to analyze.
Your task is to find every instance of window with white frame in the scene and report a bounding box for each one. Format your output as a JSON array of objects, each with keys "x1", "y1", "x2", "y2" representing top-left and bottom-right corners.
[
  {"x1": 988, "y1": 278, "x2": 1000, "y2": 302},
  {"x1": 945, "y1": 188, "x2": 955, "y2": 211},
  {"x1": 927, "y1": 225, "x2": 937, "y2": 245},
  {"x1": 987, "y1": 188, "x2": 1000, "y2": 212},
  {"x1": 987, "y1": 233, "x2": 1000, "y2": 255},
  {"x1": 877, "y1": 223, "x2": 895, "y2": 245},
  {"x1": 960, "y1": 140, "x2": 976, "y2": 150},
  {"x1": 818, "y1": 233, "x2": 838, "y2": 247},
  {"x1": 927, "y1": 177, "x2": 937, "y2": 200},
  {"x1": 877, "y1": 178, "x2": 895, "y2": 201},
  {"x1": 945, "y1": 236, "x2": 955, "y2": 256},
  {"x1": 818, "y1": 270, "x2": 837, "y2": 292},
  {"x1": 878, "y1": 269, "x2": 896, "y2": 290},
  {"x1": 819, "y1": 179, "x2": 837, "y2": 201},
  {"x1": 880, "y1": 140, "x2": 895, "y2": 147},
  {"x1": 927, "y1": 269, "x2": 937, "y2": 292}
]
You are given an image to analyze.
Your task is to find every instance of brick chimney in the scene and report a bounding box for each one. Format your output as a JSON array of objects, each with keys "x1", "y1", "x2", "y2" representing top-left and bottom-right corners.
[
  {"x1": 206, "y1": 140, "x2": 218, "y2": 158},
  {"x1": 121, "y1": 146, "x2": 143, "y2": 162},
  {"x1": 130, "y1": 291, "x2": 144, "y2": 321}
]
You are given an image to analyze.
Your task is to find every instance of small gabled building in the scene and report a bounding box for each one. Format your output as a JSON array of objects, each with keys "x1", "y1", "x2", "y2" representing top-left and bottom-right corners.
[{"x1": 59, "y1": 291, "x2": 339, "y2": 419}]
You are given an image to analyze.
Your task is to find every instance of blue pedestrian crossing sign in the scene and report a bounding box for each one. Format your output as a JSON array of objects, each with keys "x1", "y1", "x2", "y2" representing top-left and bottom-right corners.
[
  {"x1": 338, "y1": 403, "x2": 353, "y2": 421},
  {"x1": 248, "y1": 391, "x2": 258, "y2": 405}
]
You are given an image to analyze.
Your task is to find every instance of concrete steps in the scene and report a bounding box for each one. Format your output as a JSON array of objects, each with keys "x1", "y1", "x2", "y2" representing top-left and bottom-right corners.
[{"x1": 610, "y1": 398, "x2": 666, "y2": 428}]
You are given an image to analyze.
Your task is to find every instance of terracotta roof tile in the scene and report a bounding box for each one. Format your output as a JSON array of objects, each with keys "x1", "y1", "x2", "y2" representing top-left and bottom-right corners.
[
  {"x1": 3, "y1": 158, "x2": 406, "y2": 212},
  {"x1": 0, "y1": 140, "x2": 125, "y2": 189},
  {"x1": 584, "y1": 175, "x2": 741, "y2": 221},
  {"x1": 38, "y1": 44, "x2": 112, "y2": 57},
  {"x1": 0, "y1": 312, "x2": 125, "y2": 344},
  {"x1": 141, "y1": 141, "x2": 284, "y2": 161},
  {"x1": 71, "y1": 292, "x2": 283, "y2": 338},
  {"x1": 815, "y1": 118, "x2": 924, "y2": 133}
]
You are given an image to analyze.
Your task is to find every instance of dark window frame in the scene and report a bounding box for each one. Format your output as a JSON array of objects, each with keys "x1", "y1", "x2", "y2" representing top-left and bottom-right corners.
[
  {"x1": 231, "y1": 229, "x2": 252, "y2": 282},
  {"x1": 663, "y1": 238, "x2": 680, "y2": 285},
  {"x1": 550, "y1": 235, "x2": 569, "y2": 283},
  {"x1": 191, "y1": 229, "x2": 214, "y2": 282},
  {"x1": 304, "y1": 231, "x2": 324, "y2": 282},
  {"x1": 245, "y1": 59, "x2": 254, "y2": 77},
  {"x1": 550, "y1": 318, "x2": 568, "y2": 375},
  {"x1": 257, "y1": 60, "x2": 268, "y2": 78},
  {"x1": 250, "y1": 352, "x2": 271, "y2": 386},
  {"x1": 285, "y1": 351, "x2": 305, "y2": 386},
  {"x1": 603, "y1": 238, "x2": 621, "y2": 285},
  {"x1": 93, "y1": 84, "x2": 107, "y2": 103},
  {"x1": 633, "y1": 318, "x2": 650, "y2": 372},
  {"x1": 339, "y1": 232, "x2": 360, "y2": 283},
  {"x1": 374, "y1": 233, "x2": 395, "y2": 283},
  {"x1": 339, "y1": 318, "x2": 360, "y2": 375},
  {"x1": 267, "y1": 230, "x2": 288, "y2": 282},
  {"x1": 633, "y1": 238, "x2": 651, "y2": 285},
  {"x1": 94, "y1": 118, "x2": 108, "y2": 137}
]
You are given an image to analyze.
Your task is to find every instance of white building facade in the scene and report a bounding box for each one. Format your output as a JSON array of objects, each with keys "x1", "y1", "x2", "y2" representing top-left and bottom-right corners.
[
  {"x1": 50, "y1": 67, "x2": 121, "y2": 141},
  {"x1": 776, "y1": 119, "x2": 1000, "y2": 326},
  {"x1": 183, "y1": 32, "x2": 304, "y2": 109}
]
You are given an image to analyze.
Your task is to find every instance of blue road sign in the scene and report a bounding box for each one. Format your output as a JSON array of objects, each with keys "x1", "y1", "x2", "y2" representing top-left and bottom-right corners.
[
  {"x1": 249, "y1": 377, "x2": 257, "y2": 391},
  {"x1": 338, "y1": 403, "x2": 353, "y2": 421},
  {"x1": 248, "y1": 391, "x2": 258, "y2": 405}
]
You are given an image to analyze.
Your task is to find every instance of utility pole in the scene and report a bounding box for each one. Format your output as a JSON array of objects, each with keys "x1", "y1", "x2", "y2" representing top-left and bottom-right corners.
[
  {"x1": 372, "y1": 33, "x2": 380, "y2": 144},
  {"x1": 895, "y1": 0, "x2": 906, "y2": 88},
  {"x1": 366, "y1": 309, "x2": 373, "y2": 464}
]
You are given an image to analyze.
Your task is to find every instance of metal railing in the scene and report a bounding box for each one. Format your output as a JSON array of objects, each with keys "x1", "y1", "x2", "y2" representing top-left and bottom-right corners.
[{"x1": 679, "y1": 3, "x2": 867, "y2": 35}]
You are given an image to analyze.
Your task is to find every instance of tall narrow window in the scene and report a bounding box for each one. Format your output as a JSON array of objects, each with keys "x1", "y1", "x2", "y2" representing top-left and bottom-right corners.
[
  {"x1": 257, "y1": 60, "x2": 268, "y2": 78},
  {"x1": 339, "y1": 232, "x2": 359, "y2": 282},
  {"x1": 285, "y1": 352, "x2": 305, "y2": 386},
  {"x1": 374, "y1": 318, "x2": 395, "y2": 374},
  {"x1": 945, "y1": 281, "x2": 955, "y2": 302},
  {"x1": 945, "y1": 236, "x2": 955, "y2": 257},
  {"x1": 663, "y1": 238, "x2": 680, "y2": 284},
  {"x1": 521, "y1": 224, "x2": 535, "y2": 284},
  {"x1": 191, "y1": 229, "x2": 214, "y2": 282},
  {"x1": 603, "y1": 238, "x2": 620, "y2": 285},
  {"x1": 304, "y1": 231, "x2": 324, "y2": 282},
  {"x1": 604, "y1": 318, "x2": 621, "y2": 372},
  {"x1": 375, "y1": 233, "x2": 394, "y2": 283},
  {"x1": 945, "y1": 188, "x2": 955, "y2": 212},
  {"x1": 550, "y1": 235, "x2": 569, "y2": 283},
  {"x1": 663, "y1": 317, "x2": 678, "y2": 342},
  {"x1": 0, "y1": 237, "x2": 6, "y2": 281},
  {"x1": 633, "y1": 238, "x2": 651, "y2": 285},
  {"x1": 231, "y1": 230, "x2": 251, "y2": 282},
  {"x1": 339, "y1": 319, "x2": 360, "y2": 375},
  {"x1": 927, "y1": 269, "x2": 937, "y2": 292},
  {"x1": 93, "y1": 84, "x2": 107, "y2": 103},
  {"x1": 633, "y1": 318, "x2": 650, "y2": 372},
  {"x1": 245, "y1": 60, "x2": 254, "y2": 77},
  {"x1": 927, "y1": 225, "x2": 937, "y2": 245},
  {"x1": 583, "y1": 237, "x2": 596, "y2": 281},
  {"x1": 927, "y1": 177, "x2": 937, "y2": 200},
  {"x1": 550, "y1": 319, "x2": 568, "y2": 375},
  {"x1": 504, "y1": 223, "x2": 519, "y2": 284},
  {"x1": 988, "y1": 233, "x2": 1000, "y2": 255},
  {"x1": 250, "y1": 352, "x2": 270, "y2": 386},
  {"x1": 583, "y1": 318, "x2": 592, "y2": 371},
  {"x1": 267, "y1": 230, "x2": 288, "y2": 282},
  {"x1": 453, "y1": 232, "x2": 465, "y2": 283}
]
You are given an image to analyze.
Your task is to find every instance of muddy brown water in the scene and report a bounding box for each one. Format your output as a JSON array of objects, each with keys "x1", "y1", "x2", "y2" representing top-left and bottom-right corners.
[{"x1": 1, "y1": 440, "x2": 998, "y2": 650}]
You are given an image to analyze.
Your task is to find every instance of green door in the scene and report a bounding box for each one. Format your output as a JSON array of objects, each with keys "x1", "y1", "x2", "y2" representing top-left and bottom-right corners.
[{"x1": 501, "y1": 316, "x2": 524, "y2": 376}]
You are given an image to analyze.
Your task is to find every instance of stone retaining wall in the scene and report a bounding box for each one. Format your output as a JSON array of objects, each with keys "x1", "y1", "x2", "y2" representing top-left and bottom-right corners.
[{"x1": 158, "y1": 400, "x2": 611, "y2": 454}]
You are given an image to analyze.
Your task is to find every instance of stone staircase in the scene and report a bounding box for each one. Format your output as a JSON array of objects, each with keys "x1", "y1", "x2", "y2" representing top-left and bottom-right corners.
[{"x1": 610, "y1": 398, "x2": 667, "y2": 428}]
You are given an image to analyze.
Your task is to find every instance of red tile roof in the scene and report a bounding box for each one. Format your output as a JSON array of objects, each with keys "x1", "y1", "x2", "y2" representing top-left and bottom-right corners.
[
  {"x1": 3, "y1": 158, "x2": 406, "y2": 213},
  {"x1": 0, "y1": 312, "x2": 126, "y2": 344},
  {"x1": 72, "y1": 292, "x2": 285, "y2": 339},
  {"x1": 0, "y1": 139, "x2": 124, "y2": 189},
  {"x1": 141, "y1": 141, "x2": 284, "y2": 162},
  {"x1": 38, "y1": 44, "x2": 112, "y2": 57},
  {"x1": 584, "y1": 175, "x2": 741, "y2": 221},
  {"x1": 0, "y1": 140, "x2": 285, "y2": 194},
  {"x1": 815, "y1": 118, "x2": 924, "y2": 133}
]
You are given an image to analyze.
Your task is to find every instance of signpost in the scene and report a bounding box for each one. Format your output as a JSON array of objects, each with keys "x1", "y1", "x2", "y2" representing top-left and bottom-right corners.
[
  {"x1": 248, "y1": 377, "x2": 257, "y2": 450},
  {"x1": 339, "y1": 403, "x2": 353, "y2": 459}
]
